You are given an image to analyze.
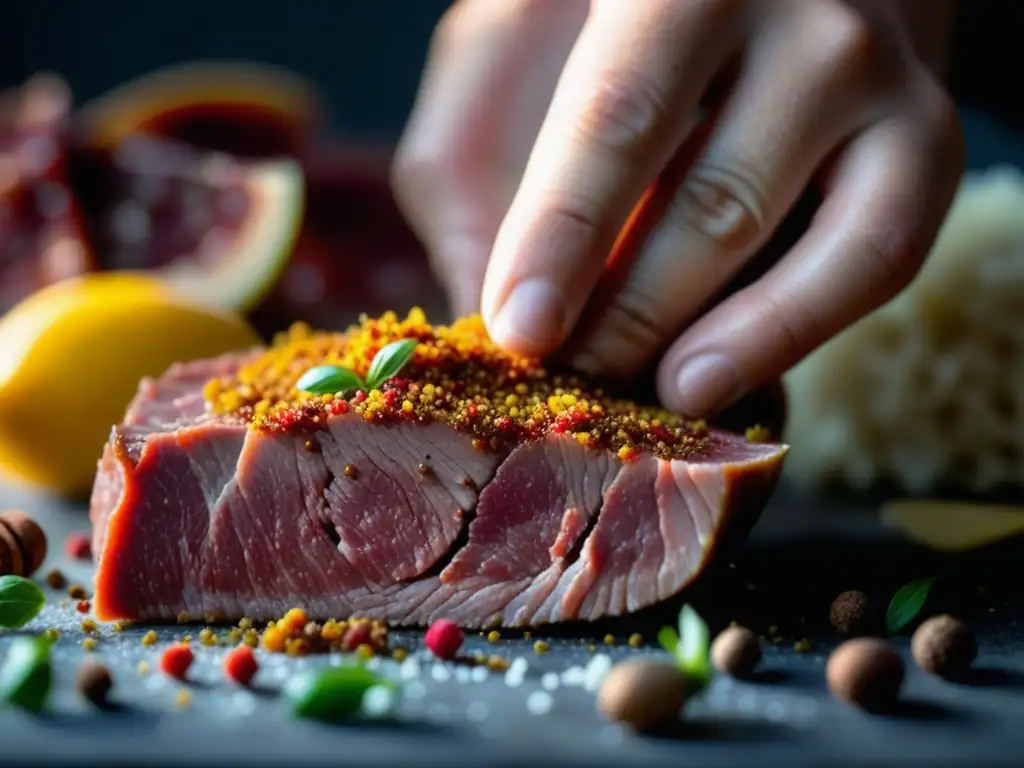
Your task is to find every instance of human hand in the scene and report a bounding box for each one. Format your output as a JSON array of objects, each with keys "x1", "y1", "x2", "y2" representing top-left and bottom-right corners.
[{"x1": 392, "y1": 0, "x2": 963, "y2": 417}]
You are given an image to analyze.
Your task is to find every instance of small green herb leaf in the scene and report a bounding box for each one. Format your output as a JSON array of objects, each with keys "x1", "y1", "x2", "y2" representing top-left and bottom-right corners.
[
  {"x1": 296, "y1": 365, "x2": 364, "y2": 396},
  {"x1": 657, "y1": 626, "x2": 680, "y2": 655},
  {"x1": 365, "y1": 339, "x2": 419, "y2": 391},
  {"x1": 0, "y1": 575, "x2": 45, "y2": 629},
  {"x1": 0, "y1": 636, "x2": 52, "y2": 712},
  {"x1": 676, "y1": 604, "x2": 712, "y2": 686},
  {"x1": 886, "y1": 577, "x2": 935, "y2": 633},
  {"x1": 285, "y1": 664, "x2": 393, "y2": 722}
]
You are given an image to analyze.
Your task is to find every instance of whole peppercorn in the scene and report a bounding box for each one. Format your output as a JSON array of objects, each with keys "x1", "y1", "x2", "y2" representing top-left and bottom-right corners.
[
  {"x1": 911, "y1": 614, "x2": 977, "y2": 679},
  {"x1": 224, "y1": 645, "x2": 259, "y2": 686},
  {"x1": 75, "y1": 661, "x2": 113, "y2": 708},
  {"x1": 424, "y1": 619, "x2": 464, "y2": 660},
  {"x1": 0, "y1": 510, "x2": 47, "y2": 577},
  {"x1": 827, "y1": 638, "x2": 904, "y2": 714},
  {"x1": 829, "y1": 590, "x2": 881, "y2": 637},
  {"x1": 159, "y1": 643, "x2": 195, "y2": 680},
  {"x1": 710, "y1": 625, "x2": 762, "y2": 678},
  {"x1": 597, "y1": 659, "x2": 696, "y2": 733}
]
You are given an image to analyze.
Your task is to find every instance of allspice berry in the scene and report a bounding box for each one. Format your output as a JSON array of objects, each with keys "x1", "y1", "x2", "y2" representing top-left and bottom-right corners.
[
  {"x1": 829, "y1": 590, "x2": 880, "y2": 637},
  {"x1": 827, "y1": 638, "x2": 904, "y2": 714},
  {"x1": 911, "y1": 614, "x2": 977, "y2": 678},
  {"x1": 597, "y1": 659, "x2": 695, "y2": 733},
  {"x1": 75, "y1": 660, "x2": 113, "y2": 708},
  {"x1": 710, "y1": 625, "x2": 762, "y2": 678},
  {"x1": 0, "y1": 510, "x2": 47, "y2": 577}
]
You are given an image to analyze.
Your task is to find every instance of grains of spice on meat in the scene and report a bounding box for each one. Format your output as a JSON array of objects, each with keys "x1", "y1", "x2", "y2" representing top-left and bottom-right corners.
[{"x1": 203, "y1": 309, "x2": 735, "y2": 462}]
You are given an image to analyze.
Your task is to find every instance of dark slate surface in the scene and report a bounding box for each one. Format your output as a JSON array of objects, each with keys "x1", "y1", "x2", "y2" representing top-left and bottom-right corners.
[{"x1": 2, "y1": 480, "x2": 1024, "y2": 768}]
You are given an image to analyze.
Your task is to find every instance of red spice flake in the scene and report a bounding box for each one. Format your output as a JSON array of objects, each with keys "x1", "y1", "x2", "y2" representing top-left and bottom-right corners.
[
  {"x1": 342, "y1": 621, "x2": 372, "y2": 652},
  {"x1": 76, "y1": 600, "x2": 91, "y2": 614},
  {"x1": 160, "y1": 643, "x2": 195, "y2": 680},
  {"x1": 65, "y1": 531, "x2": 92, "y2": 560},
  {"x1": 223, "y1": 645, "x2": 259, "y2": 686},
  {"x1": 67, "y1": 584, "x2": 87, "y2": 600},
  {"x1": 425, "y1": 619, "x2": 464, "y2": 660},
  {"x1": 353, "y1": 390, "x2": 367, "y2": 404}
]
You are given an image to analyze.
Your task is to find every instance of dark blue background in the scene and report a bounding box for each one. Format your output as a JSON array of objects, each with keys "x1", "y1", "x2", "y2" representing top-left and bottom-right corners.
[{"x1": 2, "y1": 0, "x2": 1022, "y2": 142}]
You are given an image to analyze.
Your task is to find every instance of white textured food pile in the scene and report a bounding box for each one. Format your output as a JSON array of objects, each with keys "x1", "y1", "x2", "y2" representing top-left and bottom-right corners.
[{"x1": 783, "y1": 166, "x2": 1024, "y2": 494}]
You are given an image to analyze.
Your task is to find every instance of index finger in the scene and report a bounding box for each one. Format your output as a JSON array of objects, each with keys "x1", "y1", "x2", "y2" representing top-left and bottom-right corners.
[{"x1": 481, "y1": 0, "x2": 747, "y2": 357}]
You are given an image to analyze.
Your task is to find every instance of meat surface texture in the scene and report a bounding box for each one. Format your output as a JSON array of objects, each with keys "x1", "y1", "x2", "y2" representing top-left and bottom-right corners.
[{"x1": 90, "y1": 327, "x2": 787, "y2": 628}]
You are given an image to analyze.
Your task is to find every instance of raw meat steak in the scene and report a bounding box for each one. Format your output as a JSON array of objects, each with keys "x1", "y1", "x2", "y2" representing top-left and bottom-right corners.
[{"x1": 89, "y1": 312, "x2": 787, "y2": 627}]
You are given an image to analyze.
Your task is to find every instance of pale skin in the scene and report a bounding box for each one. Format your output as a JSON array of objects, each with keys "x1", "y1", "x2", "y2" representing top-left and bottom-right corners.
[{"x1": 392, "y1": 0, "x2": 963, "y2": 417}]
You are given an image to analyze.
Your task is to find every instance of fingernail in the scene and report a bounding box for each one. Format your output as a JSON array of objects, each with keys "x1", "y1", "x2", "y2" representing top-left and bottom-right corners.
[
  {"x1": 490, "y1": 278, "x2": 565, "y2": 355},
  {"x1": 673, "y1": 353, "x2": 745, "y2": 416}
]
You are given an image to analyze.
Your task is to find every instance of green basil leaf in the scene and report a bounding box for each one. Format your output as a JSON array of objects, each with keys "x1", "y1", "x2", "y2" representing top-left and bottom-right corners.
[
  {"x1": 657, "y1": 626, "x2": 680, "y2": 655},
  {"x1": 286, "y1": 664, "x2": 391, "y2": 722},
  {"x1": 295, "y1": 365, "x2": 364, "y2": 396},
  {"x1": 677, "y1": 604, "x2": 712, "y2": 686},
  {"x1": 0, "y1": 636, "x2": 52, "y2": 712},
  {"x1": 886, "y1": 577, "x2": 936, "y2": 634},
  {"x1": 0, "y1": 575, "x2": 45, "y2": 629},
  {"x1": 365, "y1": 339, "x2": 419, "y2": 391}
]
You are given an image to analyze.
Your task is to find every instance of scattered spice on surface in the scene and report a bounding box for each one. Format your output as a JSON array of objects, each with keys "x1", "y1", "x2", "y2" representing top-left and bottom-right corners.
[
  {"x1": 827, "y1": 638, "x2": 904, "y2": 714},
  {"x1": 260, "y1": 608, "x2": 389, "y2": 656},
  {"x1": 598, "y1": 659, "x2": 694, "y2": 733},
  {"x1": 242, "y1": 628, "x2": 260, "y2": 648},
  {"x1": 523, "y1": 631, "x2": 532, "y2": 640},
  {"x1": 64, "y1": 531, "x2": 91, "y2": 560},
  {"x1": 391, "y1": 648, "x2": 409, "y2": 662},
  {"x1": 113, "y1": 620, "x2": 131, "y2": 633},
  {"x1": 42, "y1": 629, "x2": 59, "y2": 644},
  {"x1": 75, "y1": 661, "x2": 113, "y2": 708},
  {"x1": 75, "y1": 600, "x2": 90, "y2": 614},
  {"x1": 198, "y1": 628, "x2": 218, "y2": 647},
  {"x1": 533, "y1": 640, "x2": 550, "y2": 655},
  {"x1": 425, "y1": 619, "x2": 464, "y2": 660},
  {"x1": 911, "y1": 614, "x2": 977, "y2": 679},
  {"x1": 486, "y1": 630, "x2": 501, "y2": 643},
  {"x1": 830, "y1": 590, "x2": 881, "y2": 637},
  {"x1": 603, "y1": 634, "x2": 615, "y2": 646},
  {"x1": 44, "y1": 569, "x2": 65, "y2": 589},
  {"x1": 710, "y1": 625, "x2": 762, "y2": 679},
  {"x1": 224, "y1": 645, "x2": 259, "y2": 686},
  {"x1": 137, "y1": 661, "x2": 151, "y2": 677},
  {"x1": 627, "y1": 633, "x2": 643, "y2": 648},
  {"x1": 205, "y1": 311, "x2": 716, "y2": 463},
  {"x1": 238, "y1": 617, "x2": 253, "y2": 631},
  {"x1": 174, "y1": 689, "x2": 191, "y2": 708},
  {"x1": 487, "y1": 655, "x2": 510, "y2": 672},
  {"x1": 745, "y1": 424, "x2": 772, "y2": 443},
  {"x1": 160, "y1": 643, "x2": 194, "y2": 680},
  {"x1": 67, "y1": 584, "x2": 87, "y2": 600},
  {"x1": 80, "y1": 619, "x2": 97, "y2": 634},
  {"x1": 794, "y1": 638, "x2": 812, "y2": 653},
  {"x1": 141, "y1": 630, "x2": 158, "y2": 647},
  {"x1": 81, "y1": 637, "x2": 97, "y2": 652},
  {"x1": 226, "y1": 628, "x2": 243, "y2": 644}
]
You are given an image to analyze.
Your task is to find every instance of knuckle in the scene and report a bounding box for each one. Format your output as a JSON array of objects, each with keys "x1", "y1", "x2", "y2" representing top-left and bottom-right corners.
[
  {"x1": 666, "y1": 161, "x2": 768, "y2": 254},
  {"x1": 813, "y1": 4, "x2": 891, "y2": 81},
  {"x1": 574, "y1": 68, "x2": 670, "y2": 159}
]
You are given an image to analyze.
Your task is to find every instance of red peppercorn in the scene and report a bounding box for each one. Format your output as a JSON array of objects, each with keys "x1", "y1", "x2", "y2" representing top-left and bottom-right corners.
[
  {"x1": 223, "y1": 645, "x2": 259, "y2": 686},
  {"x1": 65, "y1": 531, "x2": 92, "y2": 560},
  {"x1": 160, "y1": 643, "x2": 195, "y2": 680},
  {"x1": 342, "y1": 622, "x2": 372, "y2": 652},
  {"x1": 425, "y1": 619, "x2": 464, "y2": 660},
  {"x1": 353, "y1": 390, "x2": 367, "y2": 404},
  {"x1": 76, "y1": 600, "x2": 91, "y2": 613}
]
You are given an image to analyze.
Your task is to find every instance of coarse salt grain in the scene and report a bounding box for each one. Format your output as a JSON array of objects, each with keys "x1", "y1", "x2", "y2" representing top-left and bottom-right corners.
[
  {"x1": 583, "y1": 654, "x2": 612, "y2": 692},
  {"x1": 504, "y1": 657, "x2": 528, "y2": 688},
  {"x1": 361, "y1": 685, "x2": 397, "y2": 718},
  {"x1": 561, "y1": 665, "x2": 586, "y2": 686},
  {"x1": 526, "y1": 690, "x2": 554, "y2": 716},
  {"x1": 431, "y1": 663, "x2": 452, "y2": 682},
  {"x1": 541, "y1": 672, "x2": 560, "y2": 691},
  {"x1": 399, "y1": 657, "x2": 421, "y2": 680}
]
